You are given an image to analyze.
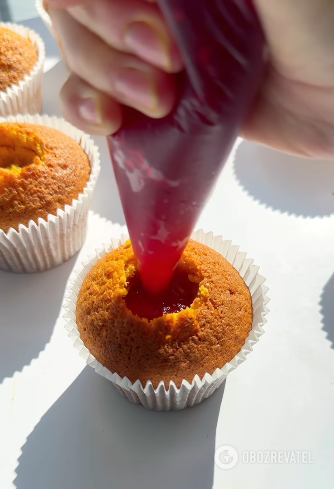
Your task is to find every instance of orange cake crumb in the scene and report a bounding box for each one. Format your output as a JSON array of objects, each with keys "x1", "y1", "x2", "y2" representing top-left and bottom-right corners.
[
  {"x1": 0, "y1": 122, "x2": 91, "y2": 232},
  {"x1": 76, "y1": 239, "x2": 253, "y2": 388},
  {"x1": 0, "y1": 27, "x2": 37, "y2": 92}
]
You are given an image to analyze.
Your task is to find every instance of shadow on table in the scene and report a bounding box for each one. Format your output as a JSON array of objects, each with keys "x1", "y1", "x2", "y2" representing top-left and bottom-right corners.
[
  {"x1": 233, "y1": 141, "x2": 334, "y2": 217},
  {"x1": 15, "y1": 367, "x2": 225, "y2": 489},
  {"x1": 0, "y1": 254, "x2": 77, "y2": 382},
  {"x1": 320, "y1": 273, "x2": 334, "y2": 349}
]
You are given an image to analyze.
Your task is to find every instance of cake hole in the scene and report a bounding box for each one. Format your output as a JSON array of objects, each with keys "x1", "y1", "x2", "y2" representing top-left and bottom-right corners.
[
  {"x1": 124, "y1": 269, "x2": 199, "y2": 321},
  {"x1": 0, "y1": 125, "x2": 45, "y2": 174},
  {"x1": 0, "y1": 146, "x2": 42, "y2": 171}
]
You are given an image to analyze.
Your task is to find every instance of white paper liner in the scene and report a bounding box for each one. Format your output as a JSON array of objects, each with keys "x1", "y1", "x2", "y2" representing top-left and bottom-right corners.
[
  {"x1": 35, "y1": 0, "x2": 56, "y2": 38},
  {"x1": 0, "y1": 114, "x2": 100, "y2": 273},
  {"x1": 63, "y1": 230, "x2": 270, "y2": 411},
  {"x1": 0, "y1": 22, "x2": 45, "y2": 117}
]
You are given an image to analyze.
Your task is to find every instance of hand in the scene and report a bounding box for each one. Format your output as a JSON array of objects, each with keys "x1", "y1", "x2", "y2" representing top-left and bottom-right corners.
[
  {"x1": 47, "y1": 0, "x2": 334, "y2": 159},
  {"x1": 244, "y1": 0, "x2": 334, "y2": 159},
  {"x1": 46, "y1": 0, "x2": 183, "y2": 135}
]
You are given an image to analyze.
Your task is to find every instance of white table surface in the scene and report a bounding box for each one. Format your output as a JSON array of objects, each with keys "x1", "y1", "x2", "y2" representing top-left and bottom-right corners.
[{"x1": 1, "y1": 17, "x2": 334, "y2": 489}]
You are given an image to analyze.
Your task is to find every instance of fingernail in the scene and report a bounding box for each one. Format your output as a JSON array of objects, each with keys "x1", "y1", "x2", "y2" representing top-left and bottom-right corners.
[
  {"x1": 124, "y1": 22, "x2": 171, "y2": 71},
  {"x1": 115, "y1": 69, "x2": 157, "y2": 111},
  {"x1": 78, "y1": 98, "x2": 101, "y2": 125}
]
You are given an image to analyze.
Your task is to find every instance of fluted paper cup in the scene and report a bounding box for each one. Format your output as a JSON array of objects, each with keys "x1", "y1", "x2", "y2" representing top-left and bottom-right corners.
[
  {"x1": 0, "y1": 114, "x2": 100, "y2": 273},
  {"x1": 0, "y1": 23, "x2": 45, "y2": 116},
  {"x1": 63, "y1": 230, "x2": 269, "y2": 411},
  {"x1": 35, "y1": 0, "x2": 56, "y2": 38}
]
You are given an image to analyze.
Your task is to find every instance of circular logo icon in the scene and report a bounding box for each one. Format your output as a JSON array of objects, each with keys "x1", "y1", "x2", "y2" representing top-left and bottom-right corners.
[{"x1": 215, "y1": 445, "x2": 239, "y2": 470}]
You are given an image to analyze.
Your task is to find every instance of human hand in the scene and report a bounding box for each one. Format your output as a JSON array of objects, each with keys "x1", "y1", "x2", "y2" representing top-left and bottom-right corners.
[
  {"x1": 243, "y1": 0, "x2": 334, "y2": 159},
  {"x1": 46, "y1": 0, "x2": 183, "y2": 135},
  {"x1": 47, "y1": 0, "x2": 334, "y2": 159}
]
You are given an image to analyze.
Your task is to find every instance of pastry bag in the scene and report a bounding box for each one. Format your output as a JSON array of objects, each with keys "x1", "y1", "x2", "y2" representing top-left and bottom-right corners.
[{"x1": 108, "y1": 0, "x2": 265, "y2": 294}]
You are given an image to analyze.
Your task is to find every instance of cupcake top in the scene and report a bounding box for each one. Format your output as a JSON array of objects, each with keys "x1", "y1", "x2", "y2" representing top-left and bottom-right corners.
[
  {"x1": 0, "y1": 122, "x2": 91, "y2": 232},
  {"x1": 0, "y1": 26, "x2": 38, "y2": 93},
  {"x1": 76, "y1": 239, "x2": 253, "y2": 387}
]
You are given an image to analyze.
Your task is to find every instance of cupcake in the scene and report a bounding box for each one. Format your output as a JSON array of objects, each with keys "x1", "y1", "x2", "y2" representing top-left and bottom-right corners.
[
  {"x1": 64, "y1": 231, "x2": 269, "y2": 410},
  {"x1": 0, "y1": 114, "x2": 100, "y2": 273},
  {"x1": 0, "y1": 23, "x2": 45, "y2": 116}
]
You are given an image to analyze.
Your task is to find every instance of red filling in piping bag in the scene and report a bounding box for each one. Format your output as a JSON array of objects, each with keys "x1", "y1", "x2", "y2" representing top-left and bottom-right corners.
[{"x1": 108, "y1": 0, "x2": 265, "y2": 295}]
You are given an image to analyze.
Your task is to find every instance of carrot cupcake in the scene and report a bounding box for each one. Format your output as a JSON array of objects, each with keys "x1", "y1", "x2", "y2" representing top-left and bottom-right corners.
[
  {"x1": 0, "y1": 23, "x2": 45, "y2": 116},
  {"x1": 64, "y1": 231, "x2": 269, "y2": 410},
  {"x1": 0, "y1": 114, "x2": 100, "y2": 273}
]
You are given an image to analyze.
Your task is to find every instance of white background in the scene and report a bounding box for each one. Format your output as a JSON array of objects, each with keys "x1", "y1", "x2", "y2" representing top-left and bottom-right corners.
[{"x1": 0, "y1": 16, "x2": 334, "y2": 489}]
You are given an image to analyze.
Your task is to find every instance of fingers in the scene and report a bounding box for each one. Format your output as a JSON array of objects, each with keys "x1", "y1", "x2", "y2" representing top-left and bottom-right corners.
[
  {"x1": 67, "y1": 0, "x2": 183, "y2": 72},
  {"x1": 48, "y1": 0, "x2": 182, "y2": 133},
  {"x1": 51, "y1": 9, "x2": 177, "y2": 119},
  {"x1": 242, "y1": 68, "x2": 334, "y2": 159},
  {"x1": 60, "y1": 74, "x2": 123, "y2": 135}
]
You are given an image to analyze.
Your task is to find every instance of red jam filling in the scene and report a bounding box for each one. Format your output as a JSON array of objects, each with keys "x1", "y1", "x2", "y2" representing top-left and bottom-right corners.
[{"x1": 125, "y1": 270, "x2": 199, "y2": 321}]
